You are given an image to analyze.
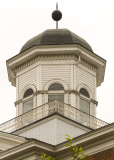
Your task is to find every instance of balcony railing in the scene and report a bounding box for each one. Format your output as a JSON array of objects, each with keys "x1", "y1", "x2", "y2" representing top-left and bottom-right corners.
[{"x1": 0, "y1": 100, "x2": 109, "y2": 133}]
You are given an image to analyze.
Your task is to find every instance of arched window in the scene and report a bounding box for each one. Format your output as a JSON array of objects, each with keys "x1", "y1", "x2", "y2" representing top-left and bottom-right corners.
[
  {"x1": 23, "y1": 89, "x2": 33, "y2": 98},
  {"x1": 48, "y1": 83, "x2": 64, "y2": 91},
  {"x1": 23, "y1": 88, "x2": 34, "y2": 113},
  {"x1": 79, "y1": 88, "x2": 90, "y2": 114},
  {"x1": 48, "y1": 83, "x2": 64, "y2": 102},
  {"x1": 80, "y1": 88, "x2": 90, "y2": 98}
]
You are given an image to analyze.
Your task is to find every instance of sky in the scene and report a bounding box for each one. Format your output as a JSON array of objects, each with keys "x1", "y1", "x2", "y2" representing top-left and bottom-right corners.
[{"x1": 0, "y1": 0, "x2": 114, "y2": 124}]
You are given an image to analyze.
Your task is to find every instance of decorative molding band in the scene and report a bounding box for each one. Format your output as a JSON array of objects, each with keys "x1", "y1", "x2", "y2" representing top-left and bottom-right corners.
[
  {"x1": 14, "y1": 53, "x2": 97, "y2": 73},
  {"x1": 65, "y1": 90, "x2": 80, "y2": 96},
  {"x1": 91, "y1": 99, "x2": 98, "y2": 105},
  {"x1": 15, "y1": 54, "x2": 78, "y2": 72},
  {"x1": 14, "y1": 90, "x2": 98, "y2": 106},
  {"x1": 14, "y1": 99, "x2": 22, "y2": 106},
  {"x1": 80, "y1": 58, "x2": 97, "y2": 72},
  {"x1": 33, "y1": 90, "x2": 48, "y2": 96}
]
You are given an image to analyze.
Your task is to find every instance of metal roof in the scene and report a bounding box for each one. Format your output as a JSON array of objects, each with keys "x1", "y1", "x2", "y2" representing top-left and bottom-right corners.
[{"x1": 20, "y1": 29, "x2": 93, "y2": 53}]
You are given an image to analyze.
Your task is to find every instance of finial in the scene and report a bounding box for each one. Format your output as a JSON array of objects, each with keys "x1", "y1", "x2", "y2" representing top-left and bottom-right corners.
[{"x1": 52, "y1": 3, "x2": 62, "y2": 29}]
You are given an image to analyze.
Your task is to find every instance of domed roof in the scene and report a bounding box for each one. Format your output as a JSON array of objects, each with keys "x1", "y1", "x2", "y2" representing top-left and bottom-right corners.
[{"x1": 20, "y1": 29, "x2": 93, "y2": 53}]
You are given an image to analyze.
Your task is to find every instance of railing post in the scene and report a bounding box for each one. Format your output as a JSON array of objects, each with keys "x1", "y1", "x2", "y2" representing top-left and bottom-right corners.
[{"x1": 55, "y1": 100, "x2": 57, "y2": 113}]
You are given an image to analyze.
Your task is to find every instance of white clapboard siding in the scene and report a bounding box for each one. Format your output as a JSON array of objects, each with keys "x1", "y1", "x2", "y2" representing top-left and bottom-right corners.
[
  {"x1": 19, "y1": 118, "x2": 87, "y2": 145},
  {"x1": 76, "y1": 67, "x2": 95, "y2": 98},
  {"x1": 42, "y1": 65, "x2": 71, "y2": 89},
  {"x1": 18, "y1": 67, "x2": 37, "y2": 98},
  {"x1": 92, "y1": 104, "x2": 96, "y2": 117}
]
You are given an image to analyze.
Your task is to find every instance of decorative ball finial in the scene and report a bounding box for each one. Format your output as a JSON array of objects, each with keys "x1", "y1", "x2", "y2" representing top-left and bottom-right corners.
[
  {"x1": 52, "y1": 10, "x2": 62, "y2": 21},
  {"x1": 52, "y1": 3, "x2": 62, "y2": 29}
]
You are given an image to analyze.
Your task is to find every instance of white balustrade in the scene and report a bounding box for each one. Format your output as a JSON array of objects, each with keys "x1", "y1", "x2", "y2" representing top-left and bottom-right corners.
[{"x1": 0, "y1": 100, "x2": 108, "y2": 133}]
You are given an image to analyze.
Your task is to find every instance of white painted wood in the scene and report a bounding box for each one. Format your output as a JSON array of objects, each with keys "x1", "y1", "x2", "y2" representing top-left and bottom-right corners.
[
  {"x1": 78, "y1": 63, "x2": 96, "y2": 76},
  {"x1": 16, "y1": 77, "x2": 19, "y2": 116},
  {"x1": 65, "y1": 93, "x2": 68, "y2": 104},
  {"x1": 71, "y1": 64, "x2": 74, "y2": 89},
  {"x1": 76, "y1": 95, "x2": 80, "y2": 110},
  {"x1": 74, "y1": 64, "x2": 76, "y2": 89},
  {"x1": 18, "y1": 103, "x2": 22, "y2": 115},
  {"x1": 76, "y1": 66, "x2": 95, "y2": 99},
  {"x1": 8, "y1": 46, "x2": 105, "y2": 67},
  {"x1": 74, "y1": 94, "x2": 76, "y2": 108},
  {"x1": 37, "y1": 65, "x2": 39, "y2": 90},
  {"x1": 39, "y1": 65, "x2": 42, "y2": 90},
  {"x1": 16, "y1": 105, "x2": 18, "y2": 117},
  {"x1": 16, "y1": 77, "x2": 18, "y2": 101},
  {"x1": 37, "y1": 65, "x2": 43, "y2": 106},
  {"x1": 71, "y1": 93, "x2": 75, "y2": 107},
  {"x1": 42, "y1": 64, "x2": 71, "y2": 90},
  {"x1": 33, "y1": 95, "x2": 37, "y2": 109},
  {"x1": 90, "y1": 102, "x2": 93, "y2": 115},
  {"x1": 19, "y1": 118, "x2": 87, "y2": 145},
  {"x1": 95, "y1": 75, "x2": 97, "y2": 99},
  {"x1": 71, "y1": 64, "x2": 75, "y2": 106},
  {"x1": 18, "y1": 67, "x2": 37, "y2": 99},
  {"x1": 69, "y1": 94, "x2": 71, "y2": 105},
  {"x1": 93, "y1": 104, "x2": 96, "y2": 117}
]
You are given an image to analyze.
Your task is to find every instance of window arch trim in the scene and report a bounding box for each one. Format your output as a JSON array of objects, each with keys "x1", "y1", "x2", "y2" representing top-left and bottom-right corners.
[
  {"x1": 76, "y1": 84, "x2": 92, "y2": 99},
  {"x1": 19, "y1": 84, "x2": 37, "y2": 99},
  {"x1": 23, "y1": 88, "x2": 34, "y2": 98},
  {"x1": 44, "y1": 79, "x2": 68, "y2": 91},
  {"x1": 48, "y1": 83, "x2": 64, "y2": 91}
]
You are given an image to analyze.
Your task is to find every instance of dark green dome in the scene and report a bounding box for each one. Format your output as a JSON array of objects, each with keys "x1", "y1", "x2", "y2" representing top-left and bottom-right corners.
[{"x1": 20, "y1": 29, "x2": 93, "y2": 53}]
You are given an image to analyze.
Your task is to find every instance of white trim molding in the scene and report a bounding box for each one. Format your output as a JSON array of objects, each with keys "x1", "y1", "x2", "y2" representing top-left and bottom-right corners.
[
  {"x1": 44, "y1": 79, "x2": 69, "y2": 90},
  {"x1": 43, "y1": 79, "x2": 68, "y2": 104},
  {"x1": 76, "y1": 83, "x2": 93, "y2": 99},
  {"x1": 19, "y1": 84, "x2": 37, "y2": 99},
  {"x1": 17, "y1": 84, "x2": 37, "y2": 115}
]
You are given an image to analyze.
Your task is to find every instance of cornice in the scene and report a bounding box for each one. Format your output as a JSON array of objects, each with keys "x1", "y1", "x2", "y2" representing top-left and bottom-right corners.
[
  {"x1": 14, "y1": 54, "x2": 97, "y2": 73},
  {"x1": 80, "y1": 58, "x2": 97, "y2": 72}
]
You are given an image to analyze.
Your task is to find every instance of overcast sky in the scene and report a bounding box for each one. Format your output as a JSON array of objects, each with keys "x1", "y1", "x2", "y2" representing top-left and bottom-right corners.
[{"x1": 0, "y1": 0, "x2": 114, "y2": 124}]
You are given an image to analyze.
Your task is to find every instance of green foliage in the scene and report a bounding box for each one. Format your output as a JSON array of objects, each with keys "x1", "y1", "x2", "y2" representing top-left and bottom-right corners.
[
  {"x1": 65, "y1": 134, "x2": 89, "y2": 160},
  {"x1": 41, "y1": 135, "x2": 89, "y2": 160}
]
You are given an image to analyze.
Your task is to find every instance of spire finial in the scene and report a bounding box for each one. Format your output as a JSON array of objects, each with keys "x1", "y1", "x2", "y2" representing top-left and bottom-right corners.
[
  {"x1": 52, "y1": 3, "x2": 62, "y2": 29},
  {"x1": 56, "y1": 2, "x2": 58, "y2": 10}
]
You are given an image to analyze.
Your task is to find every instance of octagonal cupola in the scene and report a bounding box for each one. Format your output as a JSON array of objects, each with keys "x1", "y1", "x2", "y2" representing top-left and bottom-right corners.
[{"x1": 6, "y1": 28, "x2": 106, "y2": 120}]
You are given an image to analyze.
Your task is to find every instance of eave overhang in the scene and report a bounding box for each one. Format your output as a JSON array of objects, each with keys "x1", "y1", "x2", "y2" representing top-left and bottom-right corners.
[
  {"x1": 0, "y1": 131, "x2": 27, "y2": 151},
  {"x1": 6, "y1": 44, "x2": 106, "y2": 87},
  {"x1": 0, "y1": 123, "x2": 113, "y2": 160}
]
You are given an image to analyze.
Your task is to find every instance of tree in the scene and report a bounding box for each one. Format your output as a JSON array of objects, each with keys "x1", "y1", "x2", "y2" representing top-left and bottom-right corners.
[{"x1": 41, "y1": 134, "x2": 89, "y2": 160}]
